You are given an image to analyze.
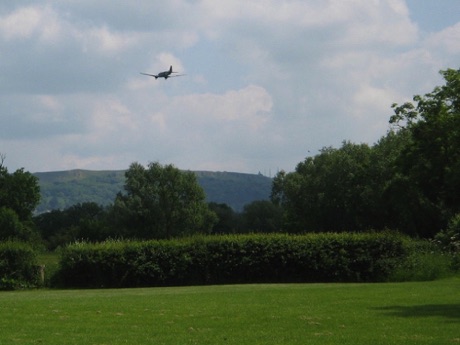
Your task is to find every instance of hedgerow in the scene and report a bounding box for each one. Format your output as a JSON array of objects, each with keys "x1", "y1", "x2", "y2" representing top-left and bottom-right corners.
[
  {"x1": 0, "y1": 241, "x2": 38, "y2": 290},
  {"x1": 390, "y1": 238, "x2": 457, "y2": 281},
  {"x1": 55, "y1": 233, "x2": 407, "y2": 288}
]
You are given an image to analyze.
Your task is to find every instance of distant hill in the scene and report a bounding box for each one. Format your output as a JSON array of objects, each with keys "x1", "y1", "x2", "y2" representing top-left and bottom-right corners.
[{"x1": 33, "y1": 169, "x2": 273, "y2": 213}]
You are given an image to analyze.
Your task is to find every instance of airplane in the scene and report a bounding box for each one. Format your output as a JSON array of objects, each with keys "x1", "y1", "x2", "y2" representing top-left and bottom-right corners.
[{"x1": 140, "y1": 66, "x2": 185, "y2": 80}]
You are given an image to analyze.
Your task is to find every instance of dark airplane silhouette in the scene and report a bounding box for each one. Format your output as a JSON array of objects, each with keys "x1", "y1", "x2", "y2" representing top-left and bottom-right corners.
[{"x1": 140, "y1": 66, "x2": 185, "y2": 80}]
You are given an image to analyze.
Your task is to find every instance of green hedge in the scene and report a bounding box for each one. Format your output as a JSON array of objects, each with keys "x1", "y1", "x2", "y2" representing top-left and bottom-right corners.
[
  {"x1": 0, "y1": 241, "x2": 38, "y2": 290},
  {"x1": 390, "y1": 239, "x2": 456, "y2": 281},
  {"x1": 55, "y1": 233, "x2": 406, "y2": 288}
]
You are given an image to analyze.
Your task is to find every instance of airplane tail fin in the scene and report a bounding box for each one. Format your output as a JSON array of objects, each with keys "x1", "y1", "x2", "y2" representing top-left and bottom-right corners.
[{"x1": 169, "y1": 65, "x2": 173, "y2": 73}]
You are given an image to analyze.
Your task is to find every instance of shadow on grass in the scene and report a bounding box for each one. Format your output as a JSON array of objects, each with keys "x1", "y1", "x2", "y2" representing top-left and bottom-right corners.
[{"x1": 373, "y1": 304, "x2": 460, "y2": 321}]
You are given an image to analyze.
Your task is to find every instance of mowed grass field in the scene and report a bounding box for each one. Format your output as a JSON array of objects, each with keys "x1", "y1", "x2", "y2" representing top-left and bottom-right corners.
[{"x1": 0, "y1": 278, "x2": 459, "y2": 345}]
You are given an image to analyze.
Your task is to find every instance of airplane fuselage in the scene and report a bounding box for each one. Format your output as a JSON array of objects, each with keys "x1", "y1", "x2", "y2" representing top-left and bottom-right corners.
[
  {"x1": 141, "y1": 66, "x2": 183, "y2": 80},
  {"x1": 156, "y1": 66, "x2": 173, "y2": 79}
]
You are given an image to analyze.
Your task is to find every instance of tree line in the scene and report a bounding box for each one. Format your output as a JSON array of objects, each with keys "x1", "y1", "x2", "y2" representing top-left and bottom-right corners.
[
  {"x1": 1, "y1": 68, "x2": 459, "y2": 251},
  {"x1": 2, "y1": 159, "x2": 283, "y2": 250}
]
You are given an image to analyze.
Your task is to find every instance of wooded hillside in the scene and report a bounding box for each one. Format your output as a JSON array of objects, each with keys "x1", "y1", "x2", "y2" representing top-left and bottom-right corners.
[{"x1": 33, "y1": 169, "x2": 272, "y2": 213}]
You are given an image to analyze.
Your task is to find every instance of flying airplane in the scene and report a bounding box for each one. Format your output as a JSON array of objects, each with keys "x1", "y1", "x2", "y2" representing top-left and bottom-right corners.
[{"x1": 140, "y1": 66, "x2": 185, "y2": 80}]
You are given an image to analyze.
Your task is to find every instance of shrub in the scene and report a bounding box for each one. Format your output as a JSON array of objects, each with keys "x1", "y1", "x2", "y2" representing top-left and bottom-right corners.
[
  {"x1": 434, "y1": 213, "x2": 460, "y2": 272},
  {"x1": 55, "y1": 233, "x2": 407, "y2": 288},
  {"x1": 389, "y1": 239, "x2": 454, "y2": 281},
  {"x1": 435, "y1": 213, "x2": 460, "y2": 250},
  {"x1": 0, "y1": 241, "x2": 38, "y2": 290}
]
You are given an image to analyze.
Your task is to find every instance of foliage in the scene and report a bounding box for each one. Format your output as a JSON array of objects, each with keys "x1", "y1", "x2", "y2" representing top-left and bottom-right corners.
[
  {"x1": 37, "y1": 252, "x2": 60, "y2": 287},
  {"x1": 112, "y1": 162, "x2": 217, "y2": 239},
  {"x1": 0, "y1": 157, "x2": 41, "y2": 243},
  {"x1": 34, "y1": 169, "x2": 272, "y2": 213},
  {"x1": 32, "y1": 177, "x2": 274, "y2": 247},
  {"x1": 390, "y1": 68, "x2": 460, "y2": 234},
  {"x1": 272, "y1": 68, "x2": 460, "y2": 237},
  {"x1": 0, "y1": 164, "x2": 40, "y2": 222},
  {"x1": 33, "y1": 202, "x2": 112, "y2": 250},
  {"x1": 208, "y1": 202, "x2": 241, "y2": 234},
  {"x1": 195, "y1": 171, "x2": 273, "y2": 211},
  {"x1": 434, "y1": 213, "x2": 460, "y2": 253},
  {"x1": 34, "y1": 169, "x2": 126, "y2": 213},
  {"x1": 0, "y1": 207, "x2": 42, "y2": 245},
  {"x1": 0, "y1": 207, "x2": 27, "y2": 240},
  {"x1": 390, "y1": 239, "x2": 454, "y2": 281},
  {"x1": 272, "y1": 141, "x2": 387, "y2": 232},
  {"x1": 434, "y1": 213, "x2": 460, "y2": 271},
  {"x1": 241, "y1": 200, "x2": 283, "y2": 233},
  {"x1": 55, "y1": 233, "x2": 406, "y2": 288},
  {"x1": 0, "y1": 241, "x2": 39, "y2": 290}
]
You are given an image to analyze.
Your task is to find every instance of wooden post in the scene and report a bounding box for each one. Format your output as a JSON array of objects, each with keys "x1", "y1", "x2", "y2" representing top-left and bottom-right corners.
[{"x1": 38, "y1": 265, "x2": 45, "y2": 286}]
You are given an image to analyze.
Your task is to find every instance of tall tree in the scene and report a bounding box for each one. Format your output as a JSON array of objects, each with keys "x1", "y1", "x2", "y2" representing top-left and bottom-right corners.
[
  {"x1": 370, "y1": 130, "x2": 429, "y2": 236},
  {"x1": 242, "y1": 200, "x2": 283, "y2": 233},
  {"x1": 390, "y1": 68, "x2": 460, "y2": 234},
  {"x1": 208, "y1": 202, "x2": 240, "y2": 234},
  {"x1": 0, "y1": 166, "x2": 40, "y2": 222},
  {"x1": 0, "y1": 155, "x2": 41, "y2": 242},
  {"x1": 272, "y1": 142, "x2": 378, "y2": 232},
  {"x1": 34, "y1": 202, "x2": 110, "y2": 249},
  {"x1": 272, "y1": 68, "x2": 459, "y2": 237},
  {"x1": 113, "y1": 162, "x2": 217, "y2": 239}
]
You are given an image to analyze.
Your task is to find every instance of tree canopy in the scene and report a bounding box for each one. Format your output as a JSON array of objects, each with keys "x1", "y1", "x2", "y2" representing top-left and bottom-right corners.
[
  {"x1": 0, "y1": 155, "x2": 41, "y2": 242},
  {"x1": 390, "y1": 68, "x2": 460, "y2": 229},
  {"x1": 272, "y1": 68, "x2": 460, "y2": 237},
  {"x1": 112, "y1": 162, "x2": 217, "y2": 239}
]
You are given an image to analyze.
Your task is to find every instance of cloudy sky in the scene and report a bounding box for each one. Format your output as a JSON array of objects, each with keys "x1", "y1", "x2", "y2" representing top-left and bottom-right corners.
[{"x1": 1, "y1": 1, "x2": 459, "y2": 174}]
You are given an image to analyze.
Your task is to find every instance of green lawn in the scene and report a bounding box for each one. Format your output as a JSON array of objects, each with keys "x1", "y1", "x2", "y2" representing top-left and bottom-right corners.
[{"x1": 0, "y1": 278, "x2": 458, "y2": 345}]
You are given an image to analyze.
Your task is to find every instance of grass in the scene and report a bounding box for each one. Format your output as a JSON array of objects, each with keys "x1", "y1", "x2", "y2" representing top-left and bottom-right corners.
[{"x1": 0, "y1": 278, "x2": 459, "y2": 345}]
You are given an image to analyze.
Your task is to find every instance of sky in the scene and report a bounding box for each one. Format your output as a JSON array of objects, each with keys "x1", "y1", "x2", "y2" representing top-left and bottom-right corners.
[{"x1": 1, "y1": 0, "x2": 459, "y2": 174}]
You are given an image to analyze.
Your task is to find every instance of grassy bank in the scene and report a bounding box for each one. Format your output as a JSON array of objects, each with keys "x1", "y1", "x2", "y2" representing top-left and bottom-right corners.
[{"x1": 0, "y1": 278, "x2": 458, "y2": 344}]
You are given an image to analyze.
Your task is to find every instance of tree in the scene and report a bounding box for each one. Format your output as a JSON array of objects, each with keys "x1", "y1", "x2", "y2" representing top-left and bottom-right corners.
[
  {"x1": 0, "y1": 164, "x2": 40, "y2": 222},
  {"x1": 272, "y1": 68, "x2": 460, "y2": 237},
  {"x1": 435, "y1": 212, "x2": 460, "y2": 254},
  {"x1": 0, "y1": 207, "x2": 27, "y2": 241},
  {"x1": 241, "y1": 200, "x2": 283, "y2": 233},
  {"x1": 0, "y1": 155, "x2": 41, "y2": 243},
  {"x1": 272, "y1": 142, "x2": 378, "y2": 232},
  {"x1": 368, "y1": 130, "x2": 433, "y2": 236},
  {"x1": 34, "y1": 202, "x2": 111, "y2": 249},
  {"x1": 112, "y1": 162, "x2": 217, "y2": 239},
  {"x1": 390, "y1": 68, "x2": 460, "y2": 235},
  {"x1": 208, "y1": 202, "x2": 240, "y2": 234}
]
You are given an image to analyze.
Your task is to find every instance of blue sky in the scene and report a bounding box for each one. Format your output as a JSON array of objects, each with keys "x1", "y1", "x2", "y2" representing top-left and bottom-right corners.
[{"x1": 1, "y1": 0, "x2": 459, "y2": 174}]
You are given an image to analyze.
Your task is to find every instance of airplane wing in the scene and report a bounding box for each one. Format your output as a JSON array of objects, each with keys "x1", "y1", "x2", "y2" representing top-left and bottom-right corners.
[{"x1": 140, "y1": 72, "x2": 159, "y2": 77}]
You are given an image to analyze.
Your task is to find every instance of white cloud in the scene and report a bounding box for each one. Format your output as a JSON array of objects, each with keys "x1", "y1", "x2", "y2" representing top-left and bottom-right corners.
[
  {"x1": 1, "y1": 0, "x2": 459, "y2": 174},
  {"x1": 76, "y1": 26, "x2": 138, "y2": 54},
  {"x1": 171, "y1": 85, "x2": 272, "y2": 123},
  {"x1": 0, "y1": 6, "x2": 61, "y2": 42},
  {"x1": 425, "y1": 23, "x2": 460, "y2": 55},
  {"x1": 0, "y1": 7, "x2": 41, "y2": 39}
]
